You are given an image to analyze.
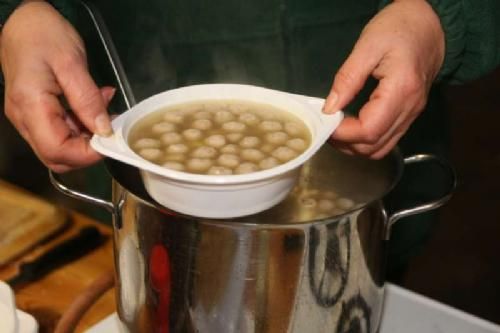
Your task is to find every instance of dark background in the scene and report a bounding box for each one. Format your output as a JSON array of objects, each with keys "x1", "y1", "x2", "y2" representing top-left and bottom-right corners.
[
  {"x1": 1, "y1": 67, "x2": 499, "y2": 324},
  {"x1": 402, "y1": 68, "x2": 500, "y2": 323}
]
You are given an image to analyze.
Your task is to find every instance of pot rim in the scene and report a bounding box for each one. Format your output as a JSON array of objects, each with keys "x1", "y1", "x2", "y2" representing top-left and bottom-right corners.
[{"x1": 107, "y1": 146, "x2": 405, "y2": 225}]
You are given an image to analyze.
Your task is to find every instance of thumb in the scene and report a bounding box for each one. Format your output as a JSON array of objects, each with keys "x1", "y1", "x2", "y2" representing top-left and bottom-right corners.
[
  {"x1": 323, "y1": 37, "x2": 383, "y2": 114},
  {"x1": 55, "y1": 60, "x2": 113, "y2": 136}
]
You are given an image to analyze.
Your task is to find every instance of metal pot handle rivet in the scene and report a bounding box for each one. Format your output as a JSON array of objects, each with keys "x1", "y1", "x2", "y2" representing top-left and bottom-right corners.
[{"x1": 384, "y1": 154, "x2": 457, "y2": 240}]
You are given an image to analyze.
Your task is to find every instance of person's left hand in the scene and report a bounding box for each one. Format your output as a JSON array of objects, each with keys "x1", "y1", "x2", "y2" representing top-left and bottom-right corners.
[{"x1": 323, "y1": 0, "x2": 445, "y2": 159}]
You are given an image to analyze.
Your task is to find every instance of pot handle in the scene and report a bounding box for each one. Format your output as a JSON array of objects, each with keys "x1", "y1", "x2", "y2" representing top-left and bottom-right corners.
[
  {"x1": 384, "y1": 154, "x2": 456, "y2": 240},
  {"x1": 49, "y1": 170, "x2": 115, "y2": 214},
  {"x1": 49, "y1": 1, "x2": 136, "y2": 216}
]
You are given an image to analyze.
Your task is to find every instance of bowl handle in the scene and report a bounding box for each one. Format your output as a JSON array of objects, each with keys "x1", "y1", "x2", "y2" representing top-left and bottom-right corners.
[
  {"x1": 384, "y1": 154, "x2": 457, "y2": 240},
  {"x1": 289, "y1": 95, "x2": 344, "y2": 146}
]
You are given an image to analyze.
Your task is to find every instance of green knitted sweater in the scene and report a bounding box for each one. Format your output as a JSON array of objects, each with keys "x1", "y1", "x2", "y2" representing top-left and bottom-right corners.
[{"x1": 1, "y1": 0, "x2": 499, "y2": 84}]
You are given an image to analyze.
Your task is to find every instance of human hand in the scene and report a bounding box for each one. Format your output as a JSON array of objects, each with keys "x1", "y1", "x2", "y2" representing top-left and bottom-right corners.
[
  {"x1": 1, "y1": 0, "x2": 114, "y2": 172},
  {"x1": 323, "y1": 0, "x2": 445, "y2": 159}
]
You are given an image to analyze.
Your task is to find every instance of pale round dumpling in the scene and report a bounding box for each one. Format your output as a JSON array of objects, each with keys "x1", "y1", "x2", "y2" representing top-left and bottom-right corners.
[
  {"x1": 163, "y1": 113, "x2": 184, "y2": 124},
  {"x1": 260, "y1": 120, "x2": 282, "y2": 132},
  {"x1": 229, "y1": 103, "x2": 248, "y2": 114},
  {"x1": 164, "y1": 154, "x2": 186, "y2": 162},
  {"x1": 287, "y1": 138, "x2": 307, "y2": 151},
  {"x1": 318, "y1": 199, "x2": 336, "y2": 212},
  {"x1": 220, "y1": 144, "x2": 240, "y2": 154},
  {"x1": 259, "y1": 157, "x2": 279, "y2": 170},
  {"x1": 272, "y1": 146, "x2": 298, "y2": 162},
  {"x1": 284, "y1": 122, "x2": 303, "y2": 136},
  {"x1": 192, "y1": 119, "x2": 213, "y2": 130},
  {"x1": 217, "y1": 154, "x2": 240, "y2": 168},
  {"x1": 222, "y1": 121, "x2": 246, "y2": 132},
  {"x1": 261, "y1": 144, "x2": 275, "y2": 154},
  {"x1": 192, "y1": 146, "x2": 217, "y2": 159},
  {"x1": 241, "y1": 149, "x2": 265, "y2": 162},
  {"x1": 266, "y1": 131, "x2": 288, "y2": 145},
  {"x1": 160, "y1": 132, "x2": 182, "y2": 145},
  {"x1": 177, "y1": 104, "x2": 201, "y2": 115},
  {"x1": 256, "y1": 108, "x2": 279, "y2": 120},
  {"x1": 239, "y1": 136, "x2": 261, "y2": 148},
  {"x1": 183, "y1": 128, "x2": 203, "y2": 141},
  {"x1": 138, "y1": 148, "x2": 162, "y2": 161},
  {"x1": 214, "y1": 110, "x2": 235, "y2": 123},
  {"x1": 205, "y1": 134, "x2": 226, "y2": 148},
  {"x1": 208, "y1": 166, "x2": 233, "y2": 175},
  {"x1": 226, "y1": 133, "x2": 243, "y2": 143},
  {"x1": 133, "y1": 138, "x2": 160, "y2": 149},
  {"x1": 337, "y1": 198, "x2": 355, "y2": 210},
  {"x1": 163, "y1": 161, "x2": 185, "y2": 171},
  {"x1": 300, "y1": 197, "x2": 317, "y2": 208},
  {"x1": 152, "y1": 121, "x2": 176, "y2": 134},
  {"x1": 186, "y1": 158, "x2": 213, "y2": 173},
  {"x1": 235, "y1": 162, "x2": 259, "y2": 174},
  {"x1": 239, "y1": 112, "x2": 260, "y2": 126},
  {"x1": 167, "y1": 143, "x2": 189, "y2": 154},
  {"x1": 193, "y1": 111, "x2": 212, "y2": 120},
  {"x1": 205, "y1": 103, "x2": 226, "y2": 113}
]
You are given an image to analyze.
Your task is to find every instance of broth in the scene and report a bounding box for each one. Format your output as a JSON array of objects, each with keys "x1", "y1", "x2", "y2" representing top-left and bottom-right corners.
[{"x1": 128, "y1": 100, "x2": 311, "y2": 175}]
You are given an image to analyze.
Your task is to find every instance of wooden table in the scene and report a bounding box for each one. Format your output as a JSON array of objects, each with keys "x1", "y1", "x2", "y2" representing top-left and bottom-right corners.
[{"x1": 0, "y1": 182, "x2": 116, "y2": 333}]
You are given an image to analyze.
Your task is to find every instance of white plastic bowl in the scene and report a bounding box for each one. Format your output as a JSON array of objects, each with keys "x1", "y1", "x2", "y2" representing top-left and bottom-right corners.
[{"x1": 91, "y1": 84, "x2": 343, "y2": 218}]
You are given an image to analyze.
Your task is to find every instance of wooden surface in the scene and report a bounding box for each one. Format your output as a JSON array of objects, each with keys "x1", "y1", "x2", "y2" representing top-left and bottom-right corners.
[
  {"x1": 0, "y1": 180, "x2": 68, "y2": 265},
  {"x1": 0, "y1": 180, "x2": 116, "y2": 333}
]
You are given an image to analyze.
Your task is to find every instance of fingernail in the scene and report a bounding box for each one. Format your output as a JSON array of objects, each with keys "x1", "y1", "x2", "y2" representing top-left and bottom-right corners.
[
  {"x1": 101, "y1": 87, "x2": 116, "y2": 104},
  {"x1": 95, "y1": 114, "x2": 113, "y2": 136},
  {"x1": 107, "y1": 87, "x2": 116, "y2": 103},
  {"x1": 323, "y1": 91, "x2": 338, "y2": 114}
]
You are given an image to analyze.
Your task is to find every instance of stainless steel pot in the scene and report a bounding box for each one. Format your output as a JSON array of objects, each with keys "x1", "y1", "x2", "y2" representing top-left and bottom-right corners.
[
  {"x1": 51, "y1": 145, "x2": 454, "y2": 333},
  {"x1": 49, "y1": 3, "x2": 456, "y2": 332}
]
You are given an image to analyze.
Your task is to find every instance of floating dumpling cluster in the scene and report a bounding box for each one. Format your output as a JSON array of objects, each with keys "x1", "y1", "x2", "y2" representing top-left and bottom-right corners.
[{"x1": 128, "y1": 100, "x2": 311, "y2": 175}]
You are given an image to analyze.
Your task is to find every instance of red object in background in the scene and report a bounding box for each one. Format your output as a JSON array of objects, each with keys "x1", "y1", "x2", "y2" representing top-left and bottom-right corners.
[{"x1": 150, "y1": 244, "x2": 171, "y2": 333}]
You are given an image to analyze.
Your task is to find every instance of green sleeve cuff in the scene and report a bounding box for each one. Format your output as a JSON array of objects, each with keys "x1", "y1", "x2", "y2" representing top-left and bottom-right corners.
[
  {"x1": 378, "y1": 0, "x2": 466, "y2": 82},
  {"x1": 424, "y1": 0, "x2": 466, "y2": 81}
]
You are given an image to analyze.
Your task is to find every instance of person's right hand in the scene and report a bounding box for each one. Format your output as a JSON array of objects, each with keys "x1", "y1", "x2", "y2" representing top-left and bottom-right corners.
[{"x1": 0, "y1": 0, "x2": 115, "y2": 173}]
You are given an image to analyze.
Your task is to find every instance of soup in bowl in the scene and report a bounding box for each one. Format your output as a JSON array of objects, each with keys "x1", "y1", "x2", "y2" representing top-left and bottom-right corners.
[{"x1": 128, "y1": 99, "x2": 312, "y2": 176}]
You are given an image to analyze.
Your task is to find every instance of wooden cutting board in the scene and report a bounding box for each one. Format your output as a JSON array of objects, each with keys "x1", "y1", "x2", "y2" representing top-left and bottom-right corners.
[{"x1": 0, "y1": 180, "x2": 68, "y2": 266}]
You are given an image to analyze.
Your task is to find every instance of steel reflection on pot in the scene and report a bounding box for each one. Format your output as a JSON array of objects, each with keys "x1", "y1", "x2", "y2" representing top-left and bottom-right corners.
[
  {"x1": 308, "y1": 221, "x2": 351, "y2": 308},
  {"x1": 113, "y1": 192, "x2": 385, "y2": 333}
]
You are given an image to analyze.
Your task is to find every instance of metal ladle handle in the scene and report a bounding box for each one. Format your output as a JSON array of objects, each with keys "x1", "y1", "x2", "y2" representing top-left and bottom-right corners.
[
  {"x1": 49, "y1": 0, "x2": 137, "y2": 213},
  {"x1": 384, "y1": 154, "x2": 457, "y2": 240}
]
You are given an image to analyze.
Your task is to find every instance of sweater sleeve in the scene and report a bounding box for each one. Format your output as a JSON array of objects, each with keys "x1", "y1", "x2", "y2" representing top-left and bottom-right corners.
[{"x1": 379, "y1": 0, "x2": 500, "y2": 84}]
